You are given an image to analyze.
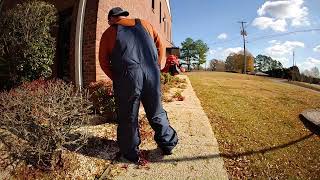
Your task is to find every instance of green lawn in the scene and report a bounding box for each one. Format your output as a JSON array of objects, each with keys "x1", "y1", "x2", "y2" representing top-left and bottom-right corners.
[{"x1": 188, "y1": 72, "x2": 320, "y2": 179}]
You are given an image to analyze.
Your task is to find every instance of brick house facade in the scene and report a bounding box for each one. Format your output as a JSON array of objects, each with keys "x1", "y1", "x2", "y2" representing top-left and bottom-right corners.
[{"x1": 1, "y1": 0, "x2": 173, "y2": 87}]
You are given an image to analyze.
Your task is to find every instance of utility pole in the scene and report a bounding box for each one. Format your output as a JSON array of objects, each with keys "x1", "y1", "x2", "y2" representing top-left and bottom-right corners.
[
  {"x1": 292, "y1": 51, "x2": 295, "y2": 66},
  {"x1": 238, "y1": 21, "x2": 247, "y2": 74}
]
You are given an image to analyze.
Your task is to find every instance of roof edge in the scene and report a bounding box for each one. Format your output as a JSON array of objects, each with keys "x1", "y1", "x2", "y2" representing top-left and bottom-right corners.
[{"x1": 165, "y1": 0, "x2": 171, "y2": 18}]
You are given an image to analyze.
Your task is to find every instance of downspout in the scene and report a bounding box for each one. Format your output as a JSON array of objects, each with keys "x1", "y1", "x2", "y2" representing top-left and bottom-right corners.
[{"x1": 75, "y1": 0, "x2": 87, "y2": 88}]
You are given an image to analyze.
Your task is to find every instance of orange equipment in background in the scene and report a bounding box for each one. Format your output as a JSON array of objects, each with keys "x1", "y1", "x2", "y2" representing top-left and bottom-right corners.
[{"x1": 161, "y1": 55, "x2": 185, "y2": 75}]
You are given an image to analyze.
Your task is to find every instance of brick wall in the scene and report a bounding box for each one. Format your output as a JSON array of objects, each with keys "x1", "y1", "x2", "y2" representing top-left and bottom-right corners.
[
  {"x1": 95, "y1": 0, "x2": 173, "y2": 82},
  {"x1": 1, "y1": 0, "x2": 173, "y2": 86}
]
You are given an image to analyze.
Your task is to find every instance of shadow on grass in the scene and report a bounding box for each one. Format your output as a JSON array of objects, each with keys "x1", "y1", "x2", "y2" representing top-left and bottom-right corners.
[
  {"x1": 64, "y1": 136, "x2": 119, "y2": 161},
  {"x1": 299, "y1": 114, "x2": 320, "y2": 136},
  {"x1": 152, "y1": 132, "x2": 316, "y2": 163}
]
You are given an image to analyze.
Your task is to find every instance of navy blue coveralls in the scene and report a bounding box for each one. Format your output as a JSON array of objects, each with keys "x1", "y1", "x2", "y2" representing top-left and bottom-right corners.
[{"x1": 110, "y1": 19, "x2": 178, "y2": 161}]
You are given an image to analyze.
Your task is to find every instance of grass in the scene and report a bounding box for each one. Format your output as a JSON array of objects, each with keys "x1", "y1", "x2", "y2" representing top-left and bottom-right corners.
[
  {"x1": 188, "y1": 72, "x2": 320, "y2": 179},
  {"x1": 288, "y1": 81, "x2": 320, "y2": 92}
]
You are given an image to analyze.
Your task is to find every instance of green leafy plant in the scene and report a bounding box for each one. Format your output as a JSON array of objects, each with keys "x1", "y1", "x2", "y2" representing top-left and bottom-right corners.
[{"x1": 0, "y1": 0, "x2": 57, "y2": 88}]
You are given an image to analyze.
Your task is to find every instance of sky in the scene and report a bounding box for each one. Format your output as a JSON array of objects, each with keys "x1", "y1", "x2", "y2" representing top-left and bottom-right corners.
[{"x1": 170, "y1": 0, "x2": 320, "y2": 71}]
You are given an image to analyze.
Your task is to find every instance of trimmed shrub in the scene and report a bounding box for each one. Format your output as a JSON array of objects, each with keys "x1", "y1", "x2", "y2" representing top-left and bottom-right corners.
[
  {"x1": 0, "y1": 1, "x2": 57, "y2": 89},
  {"x1": 0, "y1": 79, "x2": 92, "y2": 170},
  {"x1": 88, "y1": 80, "x2": 116, "y2": 121},
  {"x1": 172, "y1": 91, "x2": 185, "y2": 101},
  {"x1": 161, "y1": 73, "x2": 186, "y2": 92},
  {"x1": 160, "y1": 73, "x2": 187, "y2": 102}
]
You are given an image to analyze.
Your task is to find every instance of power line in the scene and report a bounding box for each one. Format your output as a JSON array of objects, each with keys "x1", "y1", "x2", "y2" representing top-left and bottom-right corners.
[
  {"x1": 247, "y1": 28, "x2": 320, "y2": 43},
  {"x1": 208, "y1": 36, "x2": 241, "y2": 46},
  {"x1": 208, "y1": 28, "x2": 320, "y2": 46}
]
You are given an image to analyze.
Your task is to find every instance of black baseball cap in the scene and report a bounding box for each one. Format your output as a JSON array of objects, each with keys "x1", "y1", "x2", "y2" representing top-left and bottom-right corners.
[{"x1": 108, "y1": 7, "x2": 129, "y2": 19}]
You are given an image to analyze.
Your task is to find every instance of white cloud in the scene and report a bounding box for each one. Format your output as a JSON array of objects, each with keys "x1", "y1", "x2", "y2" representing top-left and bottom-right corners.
[
  {"x1": 313, "y1": 45, "x2": 320, "y2": 52},
  {"x1": 252, "y1": 17, "x2": 287, "y2": 32},
  {"x1": 307, "y1": 57, "x2": 320, "y2": 64},
  {"x1": 223, "y1": 47, "x2": 243, "y2": 57},
  {"x1": 264, "y1": 40, "x2": 305, "y2": 65},
  {"x1": 268, "y1": 40, "x2": 278, "y2": 44},
  {"x1": 208, "y1": 47, "x2": 243, "y2": 61},
  {"x1": 298, "y1": 57, "x2": 320, "y2": 71},
  {"x1": 208, "y1": 49, "x2": 216, "y2": 55},
  {"x1": 253, "y1": 0, "x2": 309, "y2": 31},
  {"x1": 265, "y1": 40, "x2": 304, "y2": 57},
  {"x1": 217, "y1": 33, "x2": 228, "y2": 40}
]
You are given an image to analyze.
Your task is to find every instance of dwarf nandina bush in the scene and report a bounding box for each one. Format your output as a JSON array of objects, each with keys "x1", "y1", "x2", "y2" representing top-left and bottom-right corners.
[
  {"x1": 0, "y1": 79, "x2": 92, "y2": 170},
  {"x1": 88, "y1": 80, "x2": 116, "y2": 121}
]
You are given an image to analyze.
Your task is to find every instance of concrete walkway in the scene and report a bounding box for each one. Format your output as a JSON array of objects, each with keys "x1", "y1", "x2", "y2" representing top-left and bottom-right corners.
[
  {"x1": 114, "y1": 75, "x2": 229, "y2": 179},
  {"x1": 300, "y1": 109, "x2": 320, "y2": 127}
]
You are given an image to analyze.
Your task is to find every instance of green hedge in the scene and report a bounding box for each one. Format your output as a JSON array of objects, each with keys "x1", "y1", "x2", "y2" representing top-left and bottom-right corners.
[{"x1": 0, "y1": 1, "x2": 57, "y2": 89}]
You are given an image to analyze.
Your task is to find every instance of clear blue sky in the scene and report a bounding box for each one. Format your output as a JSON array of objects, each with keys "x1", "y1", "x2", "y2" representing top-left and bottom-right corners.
[{"x1": 170, "y1": 0, "x2": 320, "y2": 71}]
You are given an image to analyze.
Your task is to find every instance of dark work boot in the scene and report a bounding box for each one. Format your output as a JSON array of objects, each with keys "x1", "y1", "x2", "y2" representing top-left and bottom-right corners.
[
  {"x1": 161, "y1": 148, "x2": 173, "y2": 155},
  {"x1": 116, "y1": 152, "x2": 139, "y2": 163}
]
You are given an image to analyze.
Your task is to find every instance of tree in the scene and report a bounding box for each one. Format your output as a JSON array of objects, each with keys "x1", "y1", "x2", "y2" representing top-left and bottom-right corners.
[
  {"x1": 302, "y1": 66, "x2": 319, "y2": 83},
  {"x1": 180, "y1": 38, "x2": 197, "y2": 71},
  {"x1": 225, "y1": 50, "x2": 254, "y2": 73},
  {"x1": 180, "y1": 38, "x2": 209, "y2": 71},
  {"x1": 209, "y1": 59, "x2": 225, "y2": 71},
  {"x1": 310, "y1": 66, "x2": 319, "y2": 78},
  {"x1": 194, "y1": 40, "x2": 209, "y2": 70},
  {"x1": 288, "y1": 66, "x2": 300, "y2": 81},
  {"x1": 254, "y1": 54, "x2": 283, "y2": 72}
]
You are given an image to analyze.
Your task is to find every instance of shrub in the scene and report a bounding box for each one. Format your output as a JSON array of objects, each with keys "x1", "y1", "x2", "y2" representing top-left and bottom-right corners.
[
  {"x1": 161, "y1": 73, "x2": 186, "y2": 92},
  {"x1": 0, "y1": 79, "x2": 92, "y2": 170},
  {"x1": 0, "y1": 1, "x2": 57, "y2": 88},
  {"x1": 160, "y1": 73, "x2": 187, "y2": 102},
  {"x1": 88, "y1": 80, "x2": 116, "y2": 121},
  {"x1": 265, "y1": 68, "x2": 285, "y2": 78},
  {"x1": 172, "y1": 91, "x2": 185, "y2": 101}
]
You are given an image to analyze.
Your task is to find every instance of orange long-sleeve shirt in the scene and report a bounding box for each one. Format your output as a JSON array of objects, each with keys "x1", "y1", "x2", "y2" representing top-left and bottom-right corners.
[{"x1": 99, "y1": 18, "x2": 164, "y2": 80}]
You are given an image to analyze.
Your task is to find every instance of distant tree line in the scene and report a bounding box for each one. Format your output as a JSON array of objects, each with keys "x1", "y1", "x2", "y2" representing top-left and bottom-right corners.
[
  {"x1": 208, "y1": 50, "x2": 255, "y2": 73},
  {"x1": 207, "y1": 52, "x2": 320, "y2": 85},
  {"x1": 254, "y1": 54, "x2": 320, "y2": 84},
  {"x1": 178, "y1": 38, "x2": 319, "y2": 85},
  {"x1": 225, "y1": 50, "x2": 254, "y2": 73}
]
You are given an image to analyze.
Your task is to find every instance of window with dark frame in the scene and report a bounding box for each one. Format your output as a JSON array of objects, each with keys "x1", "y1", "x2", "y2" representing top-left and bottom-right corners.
[
  {"x1": 160, "y1": 1, "x2": 162, "y2": 23},
  {"x1": 167, "y1": 23, "x2": 170, "y2": 40},
  {"x1": 152, "y1": 0, "x2": 155, "y2": 10}
]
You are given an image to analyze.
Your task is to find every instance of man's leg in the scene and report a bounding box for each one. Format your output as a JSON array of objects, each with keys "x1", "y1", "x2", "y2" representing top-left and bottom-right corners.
[
  {"x1": 141, "y1": 72, "x2": 178, "y2": 153},
  {"x1": 114, "y1": 70, "x2": 143, "y2": 162}
]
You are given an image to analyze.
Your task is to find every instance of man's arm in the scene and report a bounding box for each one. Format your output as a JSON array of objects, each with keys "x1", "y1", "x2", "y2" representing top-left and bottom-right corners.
[{"x1": 99, "y1": 28, "x2": 116, "y2": 80}]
